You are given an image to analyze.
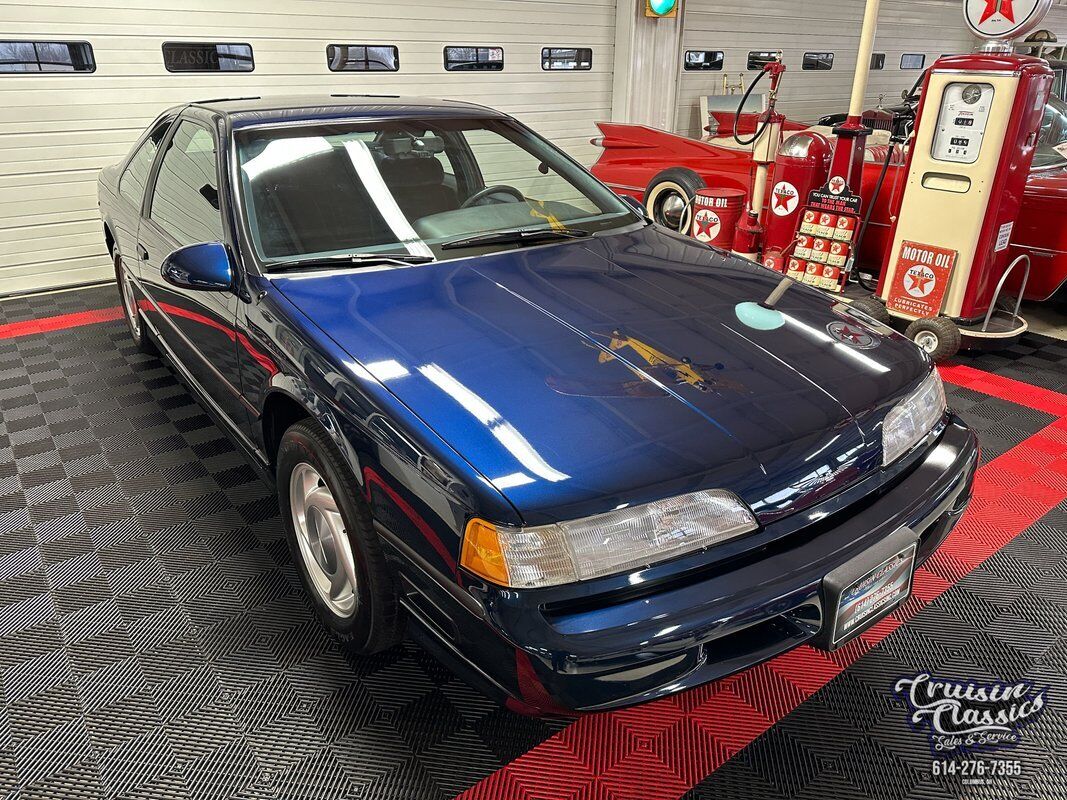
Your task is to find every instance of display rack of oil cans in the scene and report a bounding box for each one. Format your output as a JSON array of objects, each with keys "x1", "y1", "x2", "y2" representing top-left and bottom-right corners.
[{"x1": 786, "y1": 208, "x2": 857, "y2": 292}]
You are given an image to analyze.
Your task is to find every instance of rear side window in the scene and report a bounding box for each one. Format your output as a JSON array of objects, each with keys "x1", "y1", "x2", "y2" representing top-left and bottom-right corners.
[
  {"x1": 149, "y1": 120, "x2": 224, "y2": 246},
  {"x1": 444, "y1": 46, "x2": 503, "y2": 71},
  {"x1": 327, "y1": 44, "x2": 399, "y2": 72},
  {"x1": 119, "y1": 120, "x2": 172, "y2": 207},
  {"x1": 162, "y1": 42, "x2": 253, "y2": 72},
  {"x1": 0, "y1": 40, "x2": 95, "y2": 73}
]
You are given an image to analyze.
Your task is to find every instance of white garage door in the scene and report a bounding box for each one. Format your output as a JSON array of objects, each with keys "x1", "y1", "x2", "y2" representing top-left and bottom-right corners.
[
  {"x1": 0, "y1": 0, "x2": 615, "y2": 296},
  {"x1": 674, "y1": 0, "x2": 982, "y2": 138}
]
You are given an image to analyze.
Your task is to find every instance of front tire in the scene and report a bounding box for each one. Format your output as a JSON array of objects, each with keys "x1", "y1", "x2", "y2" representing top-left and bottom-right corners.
[
  {"x1": 644, "y1": 168, "x2": 705, "y2": 233},
  {"x1": 115, "y1": 252, "x2": 158, "y2": 355},
  {"x1": 277, "y1": 419, "x2": 405, "y2": 653},
  {"x1": 905, "y1": 317, "x2": 961, "y2": 362}
]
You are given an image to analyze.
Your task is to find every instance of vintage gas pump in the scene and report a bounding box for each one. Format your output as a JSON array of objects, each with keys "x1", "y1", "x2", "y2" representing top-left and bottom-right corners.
[
  {"x1": 872, "y1": 0, "x2": 1054, "y2": 360},
  {"x1": 731, "y1": 54, "x2": 787, "y2": 260}
]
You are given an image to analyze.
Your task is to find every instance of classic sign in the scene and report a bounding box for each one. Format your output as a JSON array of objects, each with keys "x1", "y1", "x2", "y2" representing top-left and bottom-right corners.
[
  {"x1": 964, "y1": 0, "x2": 1053, "y2": 41},
  {"x1": 886, "y1": 241, "x2": 957, "y2": 318}
]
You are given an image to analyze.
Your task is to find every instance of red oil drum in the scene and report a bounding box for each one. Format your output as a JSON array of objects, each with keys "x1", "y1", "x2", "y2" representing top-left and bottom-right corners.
[{"x1": 690, "y1": 187, "x2": 746, "y2": 248}]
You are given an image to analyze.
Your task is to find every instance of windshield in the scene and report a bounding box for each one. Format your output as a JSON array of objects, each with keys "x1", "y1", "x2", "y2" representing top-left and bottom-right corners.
[
  {"x1": 1033, "y1": 94, "x2": 1067, "y2": 170},
  {"x1": 235, "y1": 116, "x2": 638, "y2": 268}
]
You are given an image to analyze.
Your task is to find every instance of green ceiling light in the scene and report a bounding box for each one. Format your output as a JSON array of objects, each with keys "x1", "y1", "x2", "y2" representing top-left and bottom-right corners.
[{"x1": 646, "y1": 0, "x2": 679, "y2": 18}]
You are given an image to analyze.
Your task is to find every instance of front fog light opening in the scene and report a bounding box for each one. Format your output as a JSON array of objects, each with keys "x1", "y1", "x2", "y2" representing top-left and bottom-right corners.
[
  {"x1": 461, "y1": 489, "x2": 758, "y2": 589},
  {"x1": 882, "y1": 370, "x2": 947, "y2": 466}
]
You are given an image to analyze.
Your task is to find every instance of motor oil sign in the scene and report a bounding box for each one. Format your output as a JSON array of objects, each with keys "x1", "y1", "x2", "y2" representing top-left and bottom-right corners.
[{"x1": 886, "y1": 241, "x2": 957, "y2": 317}]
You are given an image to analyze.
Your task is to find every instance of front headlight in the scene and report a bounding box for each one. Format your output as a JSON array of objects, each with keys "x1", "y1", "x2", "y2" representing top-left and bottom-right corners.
[
  {"x1": 882, "y1": 370, "x2": 947, "y2": 466},
  {"x1": 461, "y1": 490, "x2": 758, "y2": 588}
]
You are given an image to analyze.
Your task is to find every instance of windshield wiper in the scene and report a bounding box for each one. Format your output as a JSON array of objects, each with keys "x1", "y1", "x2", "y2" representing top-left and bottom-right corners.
[
  {"x1": 266, "y1": 252, "x2": 435, "y2": 273},
  {"x1": 440, "y1": 227, "x2": 591, "y2": 250}
]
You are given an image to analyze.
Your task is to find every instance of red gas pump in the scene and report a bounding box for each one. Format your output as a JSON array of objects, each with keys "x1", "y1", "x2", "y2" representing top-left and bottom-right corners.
[
  {"x1": 762, "y1": 132, "x2": 832, "y2": 265},
  {"x1": 869, "y1": 16, "x2": 1054, "y2": 359},
  {"x1": 731, "y1": 55, "x2": 787, "y2": 260}
]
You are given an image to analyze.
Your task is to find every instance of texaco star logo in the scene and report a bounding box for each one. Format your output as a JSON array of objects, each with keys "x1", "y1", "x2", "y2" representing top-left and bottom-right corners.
[
  {"x1": 771, "y1": 181, "x2": 799, "y2": 217},
  {"x1": 965, "y1": 0, "x2": 1049, "y2": 39},
  {"x1": 904, "y1": 264, "x2": 936, "y2": 298},
  {"x1": 981, "y1": 0, "x2": 1015, "y2": 23},
  {"x1": 829, "y1": 176, "x2": 847, "y2": 196},
  {"x1": 827, "y1": 321, "x2": 878, "y2": 350},
  {"x1": 693, "y1": 209, "x2": 721, "y2": 242}
]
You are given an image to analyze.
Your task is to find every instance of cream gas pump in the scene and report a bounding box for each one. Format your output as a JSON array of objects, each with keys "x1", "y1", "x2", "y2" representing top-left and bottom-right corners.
[{"x1": 870, "y1": 0, "x2": 1054, "y2": 360}]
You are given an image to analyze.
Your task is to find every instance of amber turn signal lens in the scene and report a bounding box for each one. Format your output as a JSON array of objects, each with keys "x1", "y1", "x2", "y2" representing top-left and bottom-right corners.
[{"x1": 460, "y1": 519, "x2": 510, "y2": 585}]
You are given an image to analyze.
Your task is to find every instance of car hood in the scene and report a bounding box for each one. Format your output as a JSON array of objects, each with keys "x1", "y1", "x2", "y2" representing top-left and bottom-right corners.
[{"x1": 273, "y1": 225, "x2": 928, "y2": 525}]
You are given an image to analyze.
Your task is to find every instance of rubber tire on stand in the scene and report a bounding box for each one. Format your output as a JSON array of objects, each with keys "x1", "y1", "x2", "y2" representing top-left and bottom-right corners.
[
  {"x1": 644, "y1": 168, "x2": 706, "y2": 233},
  {"x1": 905, "y1": 317, "x2": 962, "y2": 362},
  {"x1": 849, "y1": 295, "x2": 893, "y2": 327},
  {"x1": 115, "y1": 252, "x2": 159, "y2": 355},
  {"x1": 277, "y1": 419, "x2": 405, "y2": 654}
]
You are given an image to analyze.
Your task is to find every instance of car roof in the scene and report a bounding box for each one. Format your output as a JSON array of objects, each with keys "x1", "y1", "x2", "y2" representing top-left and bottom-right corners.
[{"x1": 186, "y1": 94, "x2": 507, "y2": 128}]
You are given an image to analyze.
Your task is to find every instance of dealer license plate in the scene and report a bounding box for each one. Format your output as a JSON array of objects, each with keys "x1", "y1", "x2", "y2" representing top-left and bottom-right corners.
[{"x1": 830, "y1": 542, "x2": 917, "y2": 647}]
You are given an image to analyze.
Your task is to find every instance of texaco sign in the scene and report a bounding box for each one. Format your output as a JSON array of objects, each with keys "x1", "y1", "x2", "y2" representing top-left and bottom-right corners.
[{"x1": 964, "y1": 0, "x2": 1053, "y2": 41}]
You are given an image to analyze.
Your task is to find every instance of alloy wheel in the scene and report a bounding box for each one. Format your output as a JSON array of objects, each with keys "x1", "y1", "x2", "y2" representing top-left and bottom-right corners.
[
  {"x1": 289, "y1": 462, "x2": 359, "y2": 618},
  {"x1": 118, "y1": 259, "x2": 141, "y2": 339}
]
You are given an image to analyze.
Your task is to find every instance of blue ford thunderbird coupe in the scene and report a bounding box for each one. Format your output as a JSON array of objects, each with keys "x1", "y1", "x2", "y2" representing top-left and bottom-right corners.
[{"x1": 97, "y1": 96, "x2": 978, "y2": 713}]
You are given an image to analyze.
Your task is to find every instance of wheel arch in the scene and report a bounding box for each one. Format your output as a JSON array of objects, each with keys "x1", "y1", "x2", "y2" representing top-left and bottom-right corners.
[{"x1": 103, "y1": 222, "x2": 116, "y2": 257}]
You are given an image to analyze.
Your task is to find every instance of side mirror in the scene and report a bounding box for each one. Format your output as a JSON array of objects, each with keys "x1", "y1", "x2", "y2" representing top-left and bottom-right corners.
[
  {"x1": 161, "y1": 242, "x2": 233, "y2": 292},
  {"x1": 620, "y1": 193, "x2": 649, "y2": 219}
]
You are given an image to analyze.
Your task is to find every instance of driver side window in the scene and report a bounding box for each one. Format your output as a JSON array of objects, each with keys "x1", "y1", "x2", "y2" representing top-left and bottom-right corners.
[{"x1": 149, "y1": 120, "x2": 224, "y2": 246}]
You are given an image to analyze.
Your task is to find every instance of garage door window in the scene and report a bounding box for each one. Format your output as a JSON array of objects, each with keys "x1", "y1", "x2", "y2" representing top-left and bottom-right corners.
[
  {"x1": 444, "y1": 47, "x2": 503, "y2": 71},
  {"x1": 684, "y1": 50, "x2": 724, "y2": 71},
  {"x1": 541, "y1": 48, "x2": 592, "y2": 71},
  {"x1": 901, "y1": 53, "x2": 926, "y2": 70},
  {"x1": 162, "y1": 42, "x2": 253, "y2": 73},
  {"x1": 327, "y1": 45, "x2": 399, "y2": 72},
  {"x1": 747, "y1": 51, "x2": 778, "y2": 70},
  {"x1": 119, "y1": 119, "x2": 172, "y2": 207},
  {"x1": 149, "y1": 121, "x2": 223, "y2": 246},
  {"x1": 871, "y1": 53, "x2": 886, "y2": 71},
  {"x1": 0, "y1": 41, "x2": 95, "y2": 73},
  {"x1": 803, "y1": 52, "x2": 834, "y2": 71}
]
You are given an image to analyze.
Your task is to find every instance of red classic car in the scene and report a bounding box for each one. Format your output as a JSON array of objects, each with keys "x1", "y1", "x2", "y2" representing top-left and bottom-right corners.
[{"x1": 590, "y1": 95, "x2": 1067, "y2": 302}]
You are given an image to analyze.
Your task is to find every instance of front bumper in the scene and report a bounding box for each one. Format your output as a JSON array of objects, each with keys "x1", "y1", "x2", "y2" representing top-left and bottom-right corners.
[{"x1": 388, "y1": 415, "x2": 979, "y2": 714}]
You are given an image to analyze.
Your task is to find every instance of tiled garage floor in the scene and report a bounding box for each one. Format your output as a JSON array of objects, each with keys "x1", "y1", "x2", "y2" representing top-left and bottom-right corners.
[{"x1": 1, "y1": 284, "x2": 1065, "y2": 800}]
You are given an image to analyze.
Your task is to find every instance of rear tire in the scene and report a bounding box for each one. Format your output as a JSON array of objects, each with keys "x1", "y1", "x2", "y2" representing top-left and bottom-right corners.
[
  {"x1": 644, "y1": 168, "x2": 705, "y2": 233},
  {"x1": 277, "y1": 419, "x2": 405, "y2": 654},
  {"x1": 114, "y1": 252, "x2": 158, "y2": 355},
  {"x1": 905, "y1": 317, "x2": 961, "y2": 362}
]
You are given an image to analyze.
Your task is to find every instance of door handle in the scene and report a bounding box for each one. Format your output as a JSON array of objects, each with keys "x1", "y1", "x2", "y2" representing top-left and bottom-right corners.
[{"x1": 137, "y1": 244, "x2": 150, "y2": 261}]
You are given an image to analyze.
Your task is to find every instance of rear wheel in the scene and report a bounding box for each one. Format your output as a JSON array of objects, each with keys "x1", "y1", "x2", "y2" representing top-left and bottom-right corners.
[
  {"x1": 849, "y1": 296, "x2": 893, "y2": 327},
  {"x1": 277, "y1": 419, "x2": 405, "y2": 653},
  {"x1": 644, "y1": 168, "x2": 705, "y2": 233},
  {"x1": 114, "y1": 251, "x2": 158, "y2": 355},
  {"x1": 905, "y1": 317, "x2": 961, "y2": 362}
]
